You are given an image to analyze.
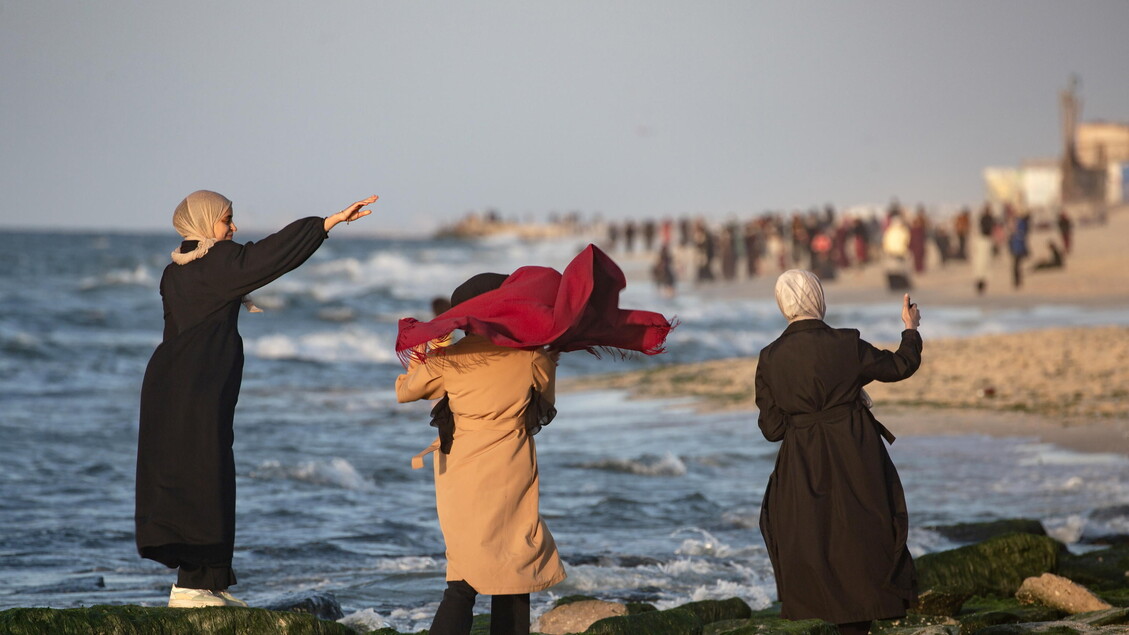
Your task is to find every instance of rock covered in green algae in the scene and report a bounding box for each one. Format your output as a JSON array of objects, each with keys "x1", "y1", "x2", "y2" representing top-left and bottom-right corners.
[
  {"x1": 953, "y1": 604, "x2": 1064, "y2": 633},
  {"x1": 677, "y1": 598, "x2": 753, "y2": 624},
  {"x1": 697, "y1": 617, "x2": 837, "y2": 634},
  {"x1": 584, "y1": 607, "x2": 703, "y2": 634},
  {"x1": 916, "y1": 533, "x2": 1060, "y2": 597},
  {"x1": 912, "y1": 589, "x2": 974, "y2": 617},
  {"x1": 0, "y1": 605, "x2": 353, "y2": 635},
  {"x1": 1057, "y1": 544, "x2": 1129, "y2": 592},
  {"x1": 925, "y1": 519, "x2": 1047, "y2": 545}
]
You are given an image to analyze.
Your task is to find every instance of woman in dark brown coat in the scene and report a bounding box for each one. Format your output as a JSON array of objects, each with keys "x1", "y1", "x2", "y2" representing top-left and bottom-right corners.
[{"x1": 756, "y1": 269, "x2": 922, "y2": 635}]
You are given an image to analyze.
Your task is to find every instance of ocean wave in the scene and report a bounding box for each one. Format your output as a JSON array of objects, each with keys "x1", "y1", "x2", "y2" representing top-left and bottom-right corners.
[
  {"x1": 338, "y1": 608, "x2": 389, "y2": 631},
  {"x1": 576, "y1": 452, "x2": 687, "y2": 477},
  {"x1": 671, "y1": 528, "x2": 745, "y2": 558},
  {"x1": 246, "y1": 328, "x2": 398, "y2": 364},
  {"x1": 371, "y1": 556, "x2": 441, "y2": 572},
  {"x1": 249, "y1": 457, "x2": 374, "y2": 491},
  {"x1": 683, "y1": 579, "x2": 773, "y2": 610},
  {"x1": 78, "y1": 265, "x2": 153, "y2": 291}
]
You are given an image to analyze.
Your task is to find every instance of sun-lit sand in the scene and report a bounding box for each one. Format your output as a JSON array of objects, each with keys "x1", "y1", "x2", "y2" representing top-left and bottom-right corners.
[{"x1": 567, "y1": 206, "x2": 1129, "y2": 456}]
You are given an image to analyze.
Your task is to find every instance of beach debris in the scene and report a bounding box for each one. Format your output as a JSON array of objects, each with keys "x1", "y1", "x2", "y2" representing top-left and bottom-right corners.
[{"x1": 1016, "y1": 573, "x2": 1113, "y2": 614}]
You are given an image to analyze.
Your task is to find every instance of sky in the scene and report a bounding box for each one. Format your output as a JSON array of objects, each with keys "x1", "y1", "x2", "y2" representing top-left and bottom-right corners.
[{"x1": 2, "y1": 1, "x2": 1128, "y2": 236}]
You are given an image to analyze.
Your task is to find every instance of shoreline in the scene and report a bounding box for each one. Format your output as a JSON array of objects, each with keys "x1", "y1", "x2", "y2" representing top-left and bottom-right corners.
[{"x1": 563, "y1": 324, "x2": 1129, "y2": 457}]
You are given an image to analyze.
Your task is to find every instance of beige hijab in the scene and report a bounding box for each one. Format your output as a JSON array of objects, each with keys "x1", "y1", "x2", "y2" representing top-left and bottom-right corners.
[
  {"x1": 170, "y1": 190, "x2": 232, "y2": 265},
  {"x1": 774, "y1": 269, "x2": 826, "y2": 323}
]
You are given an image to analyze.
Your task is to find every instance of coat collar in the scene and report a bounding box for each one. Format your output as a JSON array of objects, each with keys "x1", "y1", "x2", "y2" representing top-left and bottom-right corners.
[{"x1": 781, "y1": 318, "x2": 829, "y2": 336}]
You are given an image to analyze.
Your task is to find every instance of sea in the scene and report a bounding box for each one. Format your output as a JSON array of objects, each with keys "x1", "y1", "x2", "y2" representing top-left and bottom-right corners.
[{"x1": 2, "y1": 227, "x2": 1128, "y2": 631}]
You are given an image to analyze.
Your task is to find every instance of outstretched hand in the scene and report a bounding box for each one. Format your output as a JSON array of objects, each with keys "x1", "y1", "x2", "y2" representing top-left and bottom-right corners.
[
  {"x1": 325, "y1": 195, "x2": 379, "y2": 232},
  {"x1": 901, "y1": 293, "x2": 921, "y2": 330}
]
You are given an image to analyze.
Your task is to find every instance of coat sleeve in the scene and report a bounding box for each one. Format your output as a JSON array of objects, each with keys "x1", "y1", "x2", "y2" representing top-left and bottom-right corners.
[
  {"x1": 859, "y1": 329, "x2": 922, "y2": 384},
  {"x1": 395, "y1": 359, "x2": 446, "y2": 403},
  {"x1": 532, "y1": 349, "x2": 556, "y2": 406},
  {"x1": 754, "y1": 355, "x2": 787, "y2": 442},
  {"x1": 207, "y1": 217, "x2": 328, "y2": 299}
]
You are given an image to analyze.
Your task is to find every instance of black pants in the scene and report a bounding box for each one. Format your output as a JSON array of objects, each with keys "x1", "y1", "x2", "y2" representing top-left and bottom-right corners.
[
  {"x1": 177, "y1": 563, "x2": 236, "y2": 591},
  {"x1": 429, "y1": 580, "x2": 530, "y2": 635}
]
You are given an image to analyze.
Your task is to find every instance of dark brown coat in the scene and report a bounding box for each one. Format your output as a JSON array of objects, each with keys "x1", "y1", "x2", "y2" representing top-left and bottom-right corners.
[{"x1": 756, "y1": 319, "x2": 921, "y2": 623}]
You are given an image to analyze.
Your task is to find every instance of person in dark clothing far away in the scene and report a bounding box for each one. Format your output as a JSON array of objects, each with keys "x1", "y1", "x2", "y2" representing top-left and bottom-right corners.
[
  {"x1": 136, "y1": 190, "x2": 378, "y2": 608},
  {"x1": 756, "y1": 270, "x2": 922, "y2": 635}
]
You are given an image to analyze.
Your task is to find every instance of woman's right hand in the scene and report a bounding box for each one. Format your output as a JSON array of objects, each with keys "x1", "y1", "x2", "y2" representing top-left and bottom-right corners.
[
  {"x1": 902, "y1": 293, "x2": 921, "y2": 330},
  {"x1": 324, "y1": 195, "x2": 379, "y2": 232}
]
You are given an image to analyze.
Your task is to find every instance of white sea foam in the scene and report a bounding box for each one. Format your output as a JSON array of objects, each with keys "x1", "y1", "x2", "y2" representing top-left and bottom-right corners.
[
  {"x1": 1044, "y1": 514, "x2": 1087, "y2": 544},
  {"x1": 578, "y1": 452, "x2": 687, "y2": 477},
  {"x1": 247, "y1": 328, "x2": 397, "y2": 364},
  {"x1": 672, "y1": 528, "x2": 741, "y2": 558},
  {"x1": 78, "y1": 264, "x2": 153, "y2": 290},
  {"x1": 249, "y1": 457, "x2": 374, "y2": 491},
  {"x1": 371, "y1": 556, "x2": 441, "y2": 572},
  {"x1": 337, "y1": 608, "x2": 388, "y2": 632}
]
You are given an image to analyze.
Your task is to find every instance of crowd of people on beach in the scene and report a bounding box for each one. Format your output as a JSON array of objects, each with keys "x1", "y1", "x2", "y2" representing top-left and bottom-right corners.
[{"x1": 589, "y1": 200, "x2": 1076, "y2": 297}]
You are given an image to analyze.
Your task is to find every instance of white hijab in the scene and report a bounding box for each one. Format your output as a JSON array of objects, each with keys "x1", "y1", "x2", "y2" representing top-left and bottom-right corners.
[
  {"x1": 774, "y1": 269, "x2": 826, "y2": 323},
  {"x1": 170, "y1": 190, "x2": 231, "y2": 265}
]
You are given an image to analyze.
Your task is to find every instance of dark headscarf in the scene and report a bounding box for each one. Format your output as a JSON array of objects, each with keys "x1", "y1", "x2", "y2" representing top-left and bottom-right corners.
[{"x1": 450, "y1": 273, "x2": 507, "y2": 309}]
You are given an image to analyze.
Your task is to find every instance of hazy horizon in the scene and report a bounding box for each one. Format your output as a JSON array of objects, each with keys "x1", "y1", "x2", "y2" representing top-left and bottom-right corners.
[{"x1": 3, "y1": 1, "x2": 1128, "y2": 235}]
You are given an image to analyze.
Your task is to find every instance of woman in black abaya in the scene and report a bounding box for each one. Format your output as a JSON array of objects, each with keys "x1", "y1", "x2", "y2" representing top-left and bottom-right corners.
[
  {"x1": 136, "y1": 190, "x2": 378, "y2": 607},
  {"x1": 756, "y1": 270, "x2": 922, "y2": 635}
]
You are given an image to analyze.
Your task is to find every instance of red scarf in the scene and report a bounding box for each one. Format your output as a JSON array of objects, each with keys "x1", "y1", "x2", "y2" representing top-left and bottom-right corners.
[{"x1": 396, "y1": 244, "x2": 675, "y2": 364}]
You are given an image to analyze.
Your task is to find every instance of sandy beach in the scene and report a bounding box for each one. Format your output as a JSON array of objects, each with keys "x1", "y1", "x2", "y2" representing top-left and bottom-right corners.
[{"x1": 568, "y1": 206, "x2": 1129, "y2": 456}]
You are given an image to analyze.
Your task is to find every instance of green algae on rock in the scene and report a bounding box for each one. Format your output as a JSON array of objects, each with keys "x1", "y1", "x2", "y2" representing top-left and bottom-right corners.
[
  {"x1": 916, "y1": 533, "x2": 1060, "y2": 597},
  {"x1": 0, "y1": 605, "x2": 354, "y2": 635}
]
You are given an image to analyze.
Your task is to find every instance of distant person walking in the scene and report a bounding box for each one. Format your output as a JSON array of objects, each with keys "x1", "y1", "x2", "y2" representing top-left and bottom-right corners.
[
  {"x1": 1008, "y1": 212, "x2": 1030, "y2": 289},
  {"x1": 756, "y1": 270, "x2": 922, "y2": 634},
  {"x1": 972, "y1": 203, "x2": 995, "y2": 295},
  {"x1": 136, "y1": 191, "x2": 378, "y2": 608}
]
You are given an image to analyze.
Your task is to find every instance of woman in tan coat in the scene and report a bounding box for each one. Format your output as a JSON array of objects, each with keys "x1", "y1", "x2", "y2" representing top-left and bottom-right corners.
[{"x1": 396, "y1": 273, "x2": 565, "y2": 635}]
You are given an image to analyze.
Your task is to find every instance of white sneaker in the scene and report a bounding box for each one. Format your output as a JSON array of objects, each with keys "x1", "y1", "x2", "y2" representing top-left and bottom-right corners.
[
  {"x1": 216, "y1": 590, "x2": 248, "y2": 607},
  {"x1": 168, "y1": 585, "x2": 227, "y2": 608}
]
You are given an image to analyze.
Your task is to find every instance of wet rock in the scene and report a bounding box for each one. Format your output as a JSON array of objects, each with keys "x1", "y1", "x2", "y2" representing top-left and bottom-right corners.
[
  {"x1": 1071, "y1": 607, "x2": 1129, "y2": 626},
  {"x1": 954, "y1": 605, "x2": 1064, "y2": 633},
  {"x1": 584, "y1": 606, "x2": 703, "y2": 634},
  {"x1": 925, "y1": 518, "x2": 1046, "y2": 544},
  {"x1": 972, "y1": 621, "x2": 1129, "y2": 633},
  {"x1": 1015, "y1": 573, "x2": 1112, "y2": 614},
  {"x1": 1080, "y1": 504, "x2": 1129, "y2": 546},
  {"x1": 698, "y1": 617, "x2": 837, "y2": 634},
  {"x1": 916, "y1": 532, "x2": 1059, "y2": 597},
  {"x1": 877, "y1": 626, "x2": 959, "y2": 635},
  {"x1": 625, "y1": 602, "x2": 656, "y2": 614},
  {"x1": 678, "y1": 598, "x2": 753, "y2": 624},
  {"x1": 1057, "y1": 544, "x2": 1129, "y2": 591},
  {"x1": 0, "y1": 605, "x2": 352, "y2": 634},
  {"x1": 911, "y1": 588, "x2": 973, "y2": 616},
  {"x1": 534, "y1": 599, "x2": 627, "y2": 634},
  {"x1": 261, "y1": 590, "x2": 344, "y2": 621}
]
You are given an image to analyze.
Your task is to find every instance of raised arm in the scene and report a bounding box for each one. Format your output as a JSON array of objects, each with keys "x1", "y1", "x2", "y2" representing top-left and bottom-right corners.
[
  {"x1": 210, "y1": 196, "x2": 380, "y2": 299},
  {"x1": 860, "y1": 295, "x2": 922, "y2": 383}
]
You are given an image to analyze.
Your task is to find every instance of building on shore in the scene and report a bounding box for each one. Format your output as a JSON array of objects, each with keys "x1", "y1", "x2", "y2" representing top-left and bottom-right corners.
[{"x1": 984, "y1": 78, "x2": 1129, "y2": 214}]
